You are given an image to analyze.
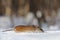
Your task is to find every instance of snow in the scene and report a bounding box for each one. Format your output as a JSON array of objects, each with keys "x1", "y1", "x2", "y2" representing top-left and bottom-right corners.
[
  {"x1": 0, "y1": 16, "x2": 13, "y2": 31},
  {"x1": 0, "y1": 31, "x2": 60, "y2": 40}
]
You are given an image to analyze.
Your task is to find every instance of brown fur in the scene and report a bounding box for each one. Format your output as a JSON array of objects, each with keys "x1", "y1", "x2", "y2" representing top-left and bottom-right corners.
[{"x1": 14, "y1": 25, "x2": 43, "y2": 32}]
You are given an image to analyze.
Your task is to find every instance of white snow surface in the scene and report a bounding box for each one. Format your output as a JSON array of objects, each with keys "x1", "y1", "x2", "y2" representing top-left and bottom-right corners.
[{"x1": 0, "y1": 31, "x2": 60, "y2": 40}]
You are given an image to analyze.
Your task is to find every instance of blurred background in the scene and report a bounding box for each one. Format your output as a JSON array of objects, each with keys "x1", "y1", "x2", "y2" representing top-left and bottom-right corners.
[{"x1": 0, "y1": 0, "x2": 60, "y2": 31}]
